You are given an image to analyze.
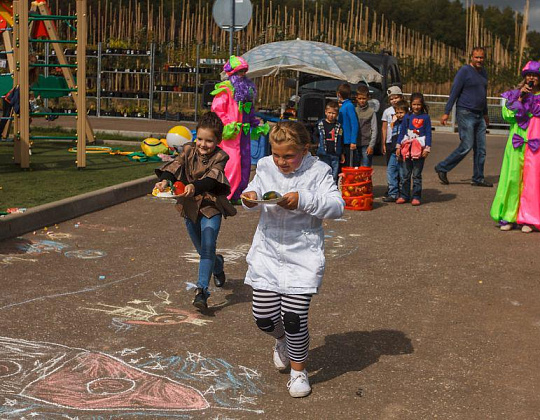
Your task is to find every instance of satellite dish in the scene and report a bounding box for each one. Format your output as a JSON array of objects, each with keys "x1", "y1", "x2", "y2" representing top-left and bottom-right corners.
[{"x1": 212, "y1": 0, "x2": 252, "y2": 32}]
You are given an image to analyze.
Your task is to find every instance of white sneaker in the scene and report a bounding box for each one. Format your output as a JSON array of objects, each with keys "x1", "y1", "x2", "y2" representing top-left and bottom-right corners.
[
  {"x1": 500, "y1": 223, "x2": 513, "y2": 231},
  {"x1": 273, "y1": 338, "x2": 290, "y2": 371},
  {"x1": 522, "y1": 225, "x2": 533, "y2": 233},
  {"x1": 287, "y1": 369, "x2": 311, "y2": 398}
]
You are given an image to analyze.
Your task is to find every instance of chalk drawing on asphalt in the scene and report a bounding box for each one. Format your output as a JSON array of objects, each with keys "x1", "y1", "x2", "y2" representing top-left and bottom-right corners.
[
  {"x1": 72, "y1": 223, "x2": 130, "y2": 232},
  {"x1": 64, "y1": 250, "x2": 107, "y2": 259},
  {"x1": 42, "y1": 232, "x2": 74, "y2": 240},
  {"x1": 0, "y1": 337, "x2": 265, "y2": 417},
  {"x1": 0, "y1": 237, "x2": 106, "y2": 265},
  {"x1": 0, "y1": 336, "x2": 208, "y2": 412},
  {"x1": 182, "y1": 244, "x2": 251, "y2": 265},
  {"x1": 16, "y1": 239, "x2": 70, "y2": 255},
  {"x1": 81, "y1": 291, "x2": 212, "y2": 332},
  {"x1": 0, "y1": 271, "x2": 152, "y2": 311},
  {"x1": 0, "y1": 256, "x2": 38, "y2": 266}
]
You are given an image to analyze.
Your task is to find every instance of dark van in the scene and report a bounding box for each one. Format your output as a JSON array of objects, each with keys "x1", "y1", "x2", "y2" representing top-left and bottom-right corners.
[{"x1": 295, "y1": 51, "x2": 403, "y2": 152}]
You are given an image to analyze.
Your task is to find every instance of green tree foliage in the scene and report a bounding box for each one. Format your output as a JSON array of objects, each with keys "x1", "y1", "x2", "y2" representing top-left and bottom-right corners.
[{"x1": 528, "y1": 31, "x2": 540, "y2": 59}]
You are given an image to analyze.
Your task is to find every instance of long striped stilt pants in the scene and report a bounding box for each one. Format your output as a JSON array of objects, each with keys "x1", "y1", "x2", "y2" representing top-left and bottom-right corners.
[{"x1": 252, "y1": 289, "x2": 313, "y2": 363}]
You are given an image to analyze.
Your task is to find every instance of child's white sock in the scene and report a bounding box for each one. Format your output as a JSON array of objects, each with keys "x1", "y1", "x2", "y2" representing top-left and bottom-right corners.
[{"x1": 290, "y1": 368, "x2": 307, "y2": 378}]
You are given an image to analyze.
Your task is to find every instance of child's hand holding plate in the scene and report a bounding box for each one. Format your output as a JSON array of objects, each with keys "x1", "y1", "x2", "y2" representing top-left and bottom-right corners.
[{"x1": 241, "y1": 191, "x2": 285, "y2": 205}]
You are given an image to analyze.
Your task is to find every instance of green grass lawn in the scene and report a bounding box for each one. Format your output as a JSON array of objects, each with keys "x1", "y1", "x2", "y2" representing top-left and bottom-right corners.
[{"x1": 0, "y1": 139, "x2": 160, "y2": 211}]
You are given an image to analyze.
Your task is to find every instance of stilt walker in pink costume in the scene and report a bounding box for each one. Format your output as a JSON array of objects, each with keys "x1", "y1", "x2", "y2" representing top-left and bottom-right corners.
[
  {"x1": 211, "y1": 56, "x2": 269, "y2": 203},
  {"x1": 517, "y1": 60, "x2": 540, "y2": 233}
]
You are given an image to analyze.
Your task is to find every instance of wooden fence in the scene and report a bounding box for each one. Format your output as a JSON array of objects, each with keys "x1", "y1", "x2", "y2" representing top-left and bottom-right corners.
[{"x1": 50, "y1": 0, "x2": 519, "y2": 110}]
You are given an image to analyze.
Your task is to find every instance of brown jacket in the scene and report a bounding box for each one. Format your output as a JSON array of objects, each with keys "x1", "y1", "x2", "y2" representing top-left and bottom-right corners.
[{"x1": 155, "y1": 143, "x2": 237, "y2": 222}]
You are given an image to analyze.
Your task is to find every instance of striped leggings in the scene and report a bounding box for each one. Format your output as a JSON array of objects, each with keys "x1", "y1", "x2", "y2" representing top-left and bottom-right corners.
[{"x1": 252, "y1": 289, "x2": 312, "y2": 363}]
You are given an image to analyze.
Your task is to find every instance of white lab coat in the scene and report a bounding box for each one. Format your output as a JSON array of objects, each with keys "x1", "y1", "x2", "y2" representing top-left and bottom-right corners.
[{"x1": 243, "y1": 154, "x2": 345, "y2": 295}]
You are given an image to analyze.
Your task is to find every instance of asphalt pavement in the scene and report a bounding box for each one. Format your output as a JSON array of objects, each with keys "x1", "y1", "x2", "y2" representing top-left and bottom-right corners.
[{"x1": 1, "y1": 128, "x2": 540, "y2": 419}]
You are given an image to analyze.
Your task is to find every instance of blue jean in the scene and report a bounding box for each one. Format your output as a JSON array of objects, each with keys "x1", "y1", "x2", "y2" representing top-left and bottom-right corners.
[
  {"x1": 400, "y1": 157, "x2": 425, "y2": 200},
  {"x1": 359, "y1": 145, "x2": 373, "y2": 167},
  {"x1": 386, "y1": 152, "x2": 400, "y2": 198},
  {"x1": 318, "y1": 153, "x2": 340, "y2": 183},
  {"x1": 436, "y1": 107, "x2": 487, "y2": 183},
  {"x1": 184, "y1": 214, "x2": 223, "y2": 292}
]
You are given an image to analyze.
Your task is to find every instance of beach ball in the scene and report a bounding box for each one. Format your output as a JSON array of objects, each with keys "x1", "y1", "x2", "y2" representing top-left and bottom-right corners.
[{"x1": 165, "y1": 125, "x2": 193, "y2": 150}]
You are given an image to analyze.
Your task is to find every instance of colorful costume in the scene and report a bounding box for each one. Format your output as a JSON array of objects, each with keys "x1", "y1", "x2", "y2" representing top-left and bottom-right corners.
[
  {"x1": 489, "y1": 90, "x2": 528, "y2": 224},
  {"x1": 491, "y1": 61, "x2": 540, "y2": 228},
  {"x1": 517, "y1": 90, "x2": 540, "y2": 228},
  {"x1": 211, "y1": 56, "x2": 269, "y2": 201}
]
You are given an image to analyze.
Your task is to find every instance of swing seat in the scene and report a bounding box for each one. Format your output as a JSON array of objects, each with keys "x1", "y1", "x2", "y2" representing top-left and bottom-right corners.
[
  {"x1": 31, "y1": 75, "x2": 71, "y2": 98},
  {"x1": 0, "y1": 73, "x2": 13, "y2": 96}
]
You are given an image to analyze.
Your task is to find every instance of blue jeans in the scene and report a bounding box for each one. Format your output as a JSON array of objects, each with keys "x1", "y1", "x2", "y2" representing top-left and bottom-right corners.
[
  {"x1": 184, "y1": 214, "x2": 223, "y2": 292},
  {"x1": 436, "y1": 107, "x2": 487, "y2": 183},
  {"x1": 359, "y1": 145, "x2": 373, "y2": 167},
  {"x1": 318, "y1": 153, "x2": 340, "y2": 183},
  {"x1": 400, "y1": 157, "x2": 425, "y2": 200},
  {"x1": 386, "y1": 152, "x2": 400, "y2": 198}
]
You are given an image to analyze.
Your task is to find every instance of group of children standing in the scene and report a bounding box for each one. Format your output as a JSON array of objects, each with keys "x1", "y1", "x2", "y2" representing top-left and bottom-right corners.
[{"x1": 314, "y1": 83, "x2": 433, "y2": 205}]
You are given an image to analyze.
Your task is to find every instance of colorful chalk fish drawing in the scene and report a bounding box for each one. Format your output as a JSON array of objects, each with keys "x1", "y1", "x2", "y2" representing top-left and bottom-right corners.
[
  {"x1": 0, "y1": 337, "x2": 265, "y2": 417},
  {"x1": 0, "y1": 336, "x2": 208, "y2": 412},
  {"x1": 183, "y1": 244, "x2": 251, "y2": 265}
]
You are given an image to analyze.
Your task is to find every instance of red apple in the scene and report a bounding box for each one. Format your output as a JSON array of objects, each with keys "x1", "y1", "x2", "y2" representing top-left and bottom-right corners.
[{"x1": 173, "y1": 181, "x2": 185, "y2": 195}]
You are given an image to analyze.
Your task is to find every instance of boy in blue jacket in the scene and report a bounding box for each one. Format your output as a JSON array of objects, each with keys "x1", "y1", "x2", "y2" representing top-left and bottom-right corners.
[
  {"x1": 337, "y1": 83, "x2": 359, "y2": 167},
  {"x1": 314, "y1": 100, "x2": 344, "y2": 183}
]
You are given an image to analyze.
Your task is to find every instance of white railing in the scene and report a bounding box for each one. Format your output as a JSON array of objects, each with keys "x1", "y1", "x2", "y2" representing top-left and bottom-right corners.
[{"x1": 407, "y1": 93, "x2": 509, "y2": 130}]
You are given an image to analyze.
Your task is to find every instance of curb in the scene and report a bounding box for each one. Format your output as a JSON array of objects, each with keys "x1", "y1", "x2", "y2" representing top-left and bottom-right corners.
[{"x1": 0, "y1": 175, "x2": 157, "y2": 241}]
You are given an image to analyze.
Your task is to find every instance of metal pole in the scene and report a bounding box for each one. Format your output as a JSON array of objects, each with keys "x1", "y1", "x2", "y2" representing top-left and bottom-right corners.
[
  {"x1": 229, "y1": 0, "x2": 235, "y2": 57},
  {"x1": 97, "y1": 41, "x2": 101, "y2": 117},
  {"x1": 44, "y1": 43, "x2": 49, "y2": 110},
  {"x1": 12, "y1": 0, "x2": 21, "y2": 164},
  {"x1": 76, "y1": 0, "x2": 88, "y2": 168},
  {"x1": 149, "y1": 42, "x2": 155, "y2": 119},
  {"x1": 18, "y1": 0, "x2": 30, "y2": 168},
  {"x1": 194, "y1": 43, "x2": 200, "y2": 122}
]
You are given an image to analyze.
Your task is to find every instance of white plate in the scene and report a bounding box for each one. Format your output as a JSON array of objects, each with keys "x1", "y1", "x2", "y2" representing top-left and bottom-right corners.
[
  {"x1": 153, "y1": 191, "x2": 181, "y2": 198},
  {"x1": 241, "y1": 195, "x2": 285, "y2": 204}
]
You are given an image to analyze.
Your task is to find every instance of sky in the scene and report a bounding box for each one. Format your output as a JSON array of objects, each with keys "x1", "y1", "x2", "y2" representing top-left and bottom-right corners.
[{"x1": 470, "y1": 0, "x2": 540, "y2": 32}]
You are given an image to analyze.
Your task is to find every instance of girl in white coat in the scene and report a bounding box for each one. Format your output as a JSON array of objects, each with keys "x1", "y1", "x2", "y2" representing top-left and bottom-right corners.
[{"x1": 241, "y1": 121, "x2": 344, "y2": 398}]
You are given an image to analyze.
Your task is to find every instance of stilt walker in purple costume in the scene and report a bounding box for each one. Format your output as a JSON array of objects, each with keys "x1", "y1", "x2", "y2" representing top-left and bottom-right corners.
[{"x1": 211, "y1": 56, "x2": 269, "y2": 203}]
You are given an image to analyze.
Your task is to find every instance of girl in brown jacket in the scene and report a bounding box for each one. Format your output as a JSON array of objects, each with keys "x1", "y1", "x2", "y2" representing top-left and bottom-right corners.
[{"x1": 154, "y1": 112, "x2": 237, "y2": 310}]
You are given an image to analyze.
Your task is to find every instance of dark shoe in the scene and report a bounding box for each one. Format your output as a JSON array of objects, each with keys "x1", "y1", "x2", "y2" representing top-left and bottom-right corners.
[
  {"x1": 435, "y1": 167, "x2": 449, "y2": 185},
  {"x1": 382, "y1": 196, "x2": 397, "y2": 203},
  {"x1": 213, "y1": 254, "x2": 226, "y2": 287},
  {"x1": 471, "y1": 180, "x2": 493, "y2": 187},
  {"x1": 193, "y1": 288, "x2": 208, "y2": 310}
]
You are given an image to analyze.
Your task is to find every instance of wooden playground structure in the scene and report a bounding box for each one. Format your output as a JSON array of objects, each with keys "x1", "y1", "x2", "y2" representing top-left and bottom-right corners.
[{"x1": 0, "y1": 0, "x2": 94, "y2": 169}]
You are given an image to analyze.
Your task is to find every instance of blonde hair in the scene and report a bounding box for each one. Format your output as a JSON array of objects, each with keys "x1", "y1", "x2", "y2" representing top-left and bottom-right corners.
[{"x1": 269, "y1": 121, "x2": 311, "y2": 149}]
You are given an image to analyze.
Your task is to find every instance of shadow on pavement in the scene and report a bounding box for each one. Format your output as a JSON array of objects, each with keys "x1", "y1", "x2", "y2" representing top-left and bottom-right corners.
[
  {"x1": 422, "y1": 188, "x2": 457, "y2": 203},
  {"x1": 203, "y1": 278, "x2": 252, "y2": 317},
  {"x1": 308, "y1": 329, "x2": 414, "y2": 385},
  {"x1": 0, "y1": 238, "x2": 34, "y2": 255}
]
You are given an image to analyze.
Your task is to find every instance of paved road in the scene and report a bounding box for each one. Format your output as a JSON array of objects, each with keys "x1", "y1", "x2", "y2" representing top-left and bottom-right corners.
[{"x1": 1, "y1": 131, "x2": 540, "y2": 419}]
